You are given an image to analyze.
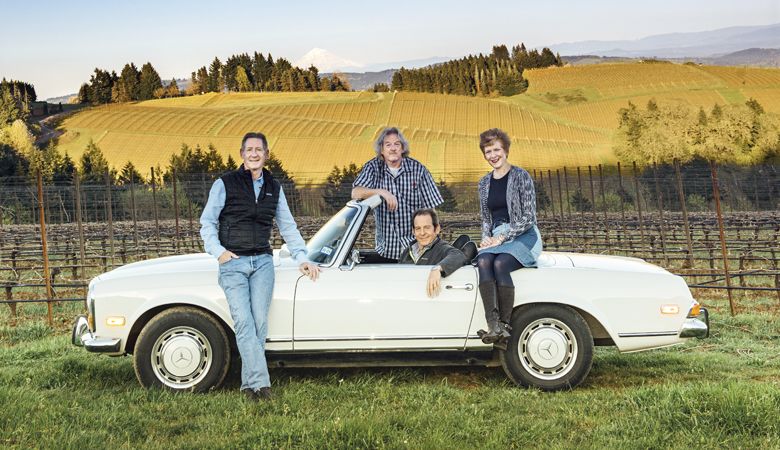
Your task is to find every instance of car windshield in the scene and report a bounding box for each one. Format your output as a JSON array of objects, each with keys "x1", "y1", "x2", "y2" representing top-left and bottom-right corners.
[{"x1": 306, "y1": 205, "x2": 359, "y2": 264}]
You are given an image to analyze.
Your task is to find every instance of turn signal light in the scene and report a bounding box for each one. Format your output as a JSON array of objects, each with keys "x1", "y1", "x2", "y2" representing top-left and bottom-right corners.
[
  {"x1": 106, "y1": 316, "x2": 126, "y2": 326},
  {"x1": 687, "y1": 303, "x2": 702, "y2": 318},
  {"x1": 660, "y1": 305, "x2": 680, "y2": 315}
]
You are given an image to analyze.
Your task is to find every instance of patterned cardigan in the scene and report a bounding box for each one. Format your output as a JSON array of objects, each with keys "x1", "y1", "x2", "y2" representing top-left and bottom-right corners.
[{"x1": 478, "y1": 166, "x2": 538, "y2": 242}]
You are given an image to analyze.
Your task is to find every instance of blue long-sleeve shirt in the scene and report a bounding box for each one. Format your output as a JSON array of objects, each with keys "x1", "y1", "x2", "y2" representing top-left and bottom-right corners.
[{"x1": 199, "y1": 176, "x2": 309, "y2": 264}]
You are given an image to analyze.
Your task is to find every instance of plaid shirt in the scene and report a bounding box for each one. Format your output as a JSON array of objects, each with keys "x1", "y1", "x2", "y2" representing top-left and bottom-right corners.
[{"x1": 353, "y1": 156, "x2": 443, "y2": 259}]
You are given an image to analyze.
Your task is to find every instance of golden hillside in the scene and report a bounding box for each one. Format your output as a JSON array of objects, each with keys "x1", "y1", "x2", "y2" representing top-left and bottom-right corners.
[{"x1": 56, "y1": 63, "x2": 780, "y2": 183}]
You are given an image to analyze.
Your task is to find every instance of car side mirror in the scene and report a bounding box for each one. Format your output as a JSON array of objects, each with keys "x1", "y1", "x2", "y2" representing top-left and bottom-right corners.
[
  {"x1": 342, "y1": 249, "x2": 360, "y2": 271},
  {"x1": 279, "y1": 244, "x2": 291, "y2": 258}
]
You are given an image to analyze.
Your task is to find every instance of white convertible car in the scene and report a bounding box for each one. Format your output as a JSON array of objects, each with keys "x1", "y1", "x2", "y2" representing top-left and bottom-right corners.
[{"x1": 72, "y1": 195, "x2": 708, "y2": 392}]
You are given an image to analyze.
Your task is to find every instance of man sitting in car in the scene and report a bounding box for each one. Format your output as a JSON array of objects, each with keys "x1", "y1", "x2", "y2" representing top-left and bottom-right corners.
[{"x1": 398, "y1": 208, "x2": 471, "y2": 298}]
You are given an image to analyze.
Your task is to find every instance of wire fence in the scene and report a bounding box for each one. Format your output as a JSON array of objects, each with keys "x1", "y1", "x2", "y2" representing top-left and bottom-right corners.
[{"x1": 1, "y1": 161, "x2": 779, "y2": 325}]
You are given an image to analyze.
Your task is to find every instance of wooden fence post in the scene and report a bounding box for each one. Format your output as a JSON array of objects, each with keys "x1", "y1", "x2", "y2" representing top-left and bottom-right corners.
[
  {"x1": 150, "y1": 167, "x2": 161, "y2": 255},
  {"x1": 105, "y1": 169, "x2": 115, "y2": 269},
  {"x1": 710, "y1": 160, "x2": 736, "y2": 316},
  {"x1": 37, "y1": 171, "x2": 54, "y2": 327},
  {"x1": 172, "y1": 166, "x2": 181, "y2": 251}
]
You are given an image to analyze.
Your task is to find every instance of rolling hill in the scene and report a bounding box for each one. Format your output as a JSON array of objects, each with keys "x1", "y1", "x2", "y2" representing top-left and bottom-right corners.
[{"x1": 55, "y1": 63, "x2": 780, "y2": 183}]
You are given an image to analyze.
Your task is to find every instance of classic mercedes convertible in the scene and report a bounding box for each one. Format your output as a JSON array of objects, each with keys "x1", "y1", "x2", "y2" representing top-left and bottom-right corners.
[{"x1": 72, "y1": 195, "x2": 709, "y2": 391}]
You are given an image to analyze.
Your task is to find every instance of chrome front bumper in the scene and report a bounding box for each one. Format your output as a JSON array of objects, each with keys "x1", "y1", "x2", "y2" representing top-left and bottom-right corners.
[
  {"x1": 71, "y1": 315, "x2": 121, "y2": 353},
  {"x1": 679, "y1": 308, "x2": 709, "y2": 338}
]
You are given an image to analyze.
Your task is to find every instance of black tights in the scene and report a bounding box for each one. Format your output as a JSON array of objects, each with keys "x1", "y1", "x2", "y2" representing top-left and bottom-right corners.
[{"x1": 476, "y1": 253, "x2": 523, "y2": 287}]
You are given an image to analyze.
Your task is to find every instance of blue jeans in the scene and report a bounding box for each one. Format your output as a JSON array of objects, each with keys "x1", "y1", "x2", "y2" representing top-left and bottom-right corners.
[{"x1": 218, "y1": 254, "x2": 274, "y2": 390}]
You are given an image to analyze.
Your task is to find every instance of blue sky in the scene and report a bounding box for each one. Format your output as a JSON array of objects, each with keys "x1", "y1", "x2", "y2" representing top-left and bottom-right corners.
[{"x1": 1, "y1": 0, "x2": 778, "y2": 99}]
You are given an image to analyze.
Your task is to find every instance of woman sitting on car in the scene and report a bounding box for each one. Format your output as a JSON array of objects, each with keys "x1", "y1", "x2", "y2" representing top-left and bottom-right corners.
[{"x1": 474, "y1": 128, "x2": 543, "y2": 350}]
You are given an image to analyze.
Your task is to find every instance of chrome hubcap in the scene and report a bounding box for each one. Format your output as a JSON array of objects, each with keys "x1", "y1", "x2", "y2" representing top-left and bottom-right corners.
[
  {"x1": 151, "y1": 326, "x2": 212, "y2": 389},
  {"x1": 518, "y1": 318, "x2": 577, "y2": 380}
]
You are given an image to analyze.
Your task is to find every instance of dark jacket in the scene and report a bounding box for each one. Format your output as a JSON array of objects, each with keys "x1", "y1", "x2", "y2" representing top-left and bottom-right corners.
[
  {"x1": 218, "y1": 167, "x2": 280, "y2": 256},
  {"x1": 398, "y1": 237, "x2": 468, "y2": 277}
]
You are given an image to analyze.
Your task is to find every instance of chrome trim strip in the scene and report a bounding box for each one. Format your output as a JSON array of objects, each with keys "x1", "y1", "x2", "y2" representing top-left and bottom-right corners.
[
  {"x1": 293, "y1": 334, "x2": 473, "y2": 342},
  {"x1": 618, "y1": 331, "x2": 678, "y2": 338}
]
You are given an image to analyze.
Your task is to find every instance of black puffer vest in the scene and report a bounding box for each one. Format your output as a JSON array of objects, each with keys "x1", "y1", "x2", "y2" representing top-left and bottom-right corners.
[{"x1": 218, "y1": 167, "x2": 280, "y2": 256}]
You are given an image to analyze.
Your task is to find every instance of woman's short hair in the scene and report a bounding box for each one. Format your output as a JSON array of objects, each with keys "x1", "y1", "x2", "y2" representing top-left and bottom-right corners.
[
  {"x1": 240, "y1": 132, "x2": 268, "y2": 152},
  {"x1": 412, "y1": 208, "x2": 440, "y2": 229},
  {"x1": 479, "y1": 128, "x2": 511, "y2": 154},
  {"x1": 374, "y1": 127, "x2": 410, "y2": 158}
]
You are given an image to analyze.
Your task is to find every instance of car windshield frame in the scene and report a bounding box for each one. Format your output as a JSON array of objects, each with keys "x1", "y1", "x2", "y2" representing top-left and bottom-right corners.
[{"x1": 305, "y1": 205, "x2": 360, "y2": 265}]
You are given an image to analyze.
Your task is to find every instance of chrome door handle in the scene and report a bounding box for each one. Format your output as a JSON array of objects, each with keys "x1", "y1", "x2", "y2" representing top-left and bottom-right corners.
[{"x1": 446, "y1": 283, "x2": 474, "y2": 291}]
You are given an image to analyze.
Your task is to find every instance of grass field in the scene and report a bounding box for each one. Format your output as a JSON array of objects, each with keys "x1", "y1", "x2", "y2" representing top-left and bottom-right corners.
[
  {"x1": 54, "y1": 63, "x2": 780, "y2": 183},
  {"x1": 1, "y1": 295, "x2": 779, "y2": 448}
]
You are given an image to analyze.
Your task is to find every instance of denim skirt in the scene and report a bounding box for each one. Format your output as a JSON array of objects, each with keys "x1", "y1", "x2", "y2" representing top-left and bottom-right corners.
[{"x1": 477, "y1": 223, "x2": 543, "y2": 267}]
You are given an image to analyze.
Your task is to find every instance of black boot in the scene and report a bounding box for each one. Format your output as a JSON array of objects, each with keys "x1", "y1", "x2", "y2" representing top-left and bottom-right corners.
[
  {"x1": 477, "y1": 281, "x2": 502, "y2": 344},
  {"x1": 494, "y1": 286, "x2": 515, "y2": 350}
]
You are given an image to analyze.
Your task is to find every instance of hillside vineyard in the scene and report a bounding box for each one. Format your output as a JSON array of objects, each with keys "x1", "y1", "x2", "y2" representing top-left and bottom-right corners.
[{"x1": 57, "y1": 63, "x2": 780, "y2": 182}]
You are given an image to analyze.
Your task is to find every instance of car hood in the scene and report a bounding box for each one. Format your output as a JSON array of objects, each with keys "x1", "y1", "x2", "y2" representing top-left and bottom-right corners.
[
  {"x1": 562, "y1": 252, "x2": 668, "y2": 274},
  {"x1": 94, "y1": 251, "x2": 299, "y2": 282}
]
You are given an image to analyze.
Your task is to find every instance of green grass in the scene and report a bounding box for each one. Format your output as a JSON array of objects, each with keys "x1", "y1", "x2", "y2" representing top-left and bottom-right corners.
[{"x1": 1, "y1": 298, "x2": 779, "y2": 449}]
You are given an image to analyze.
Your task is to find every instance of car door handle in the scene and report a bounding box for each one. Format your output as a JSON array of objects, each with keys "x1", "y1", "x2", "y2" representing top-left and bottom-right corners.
[{"x1": 445, "y1": 283, "x2": 474, "y2": 291}]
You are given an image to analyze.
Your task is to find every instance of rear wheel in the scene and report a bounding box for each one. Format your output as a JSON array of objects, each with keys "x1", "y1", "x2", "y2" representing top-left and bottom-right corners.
[
  {"x1": 134, "y1": 307, "x2": 230, "y2": 392},
  {"x1": 500, "y1": 304, "x2": 593, "y2": 391}
]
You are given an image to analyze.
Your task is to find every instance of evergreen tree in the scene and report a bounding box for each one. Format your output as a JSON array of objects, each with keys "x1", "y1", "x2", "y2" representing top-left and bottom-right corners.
[
  {"x1": 207, "y1": 57, "x2": 223, "y2": 92},
  {"x1": 53, "y1": 152, "x2": 77, "y2": 185},
  {"x1": 138, "y1": 62, "x2": 163, "y2": 100},
  {"x1": 371, "y1": 83, "x2": 390, "y2": 92},
  {"x1": 0, "y1": 140, "x2": 24, "y2": 177},
  {"x1": 204, "y1": 143, "x2": 226, "y2": 172},
  {"x1": 0, "y1": 86, "x2": 25, "y2": 125},
  {"x1": 79, "y1": 140, "x2": 114, "y2": 184},
  {"x1": 494, "y1": 71, "x2": 527, "y2": 96},
  {"x1": 570, "y1": 188, "x2": 592, "y2": 211},
  {"x1": 266, "y1": 152, "x2": 299, "y2": 204},
  {"x1": 77, "y1": 83, "x2": 90, "y2": 104},
  {"x1": 323, "y1": 163, "x2": 360, "y2": 211},
  {"x1": 118, "y1": 161, "x2": 145, "y2": 185},
  {"x1": 491, "y1": 45, "x2": 510, "y2": 60},
  {"x1": 436, "y1": 179, "x2": 457, "y2": 212},
  {"x1": 116, "y1": 63, "x2": 141, "y2": 102},
  {"x1": 307, "y1": 65, "x2": 321, "y2": 91},
  {"x1": 88, "y1": 68, "x2": 115, "y2": 104},
  {"x1": 235, "y1": 66, "x2": 252, "y2": 92},
  {"x1": 226, "y1": 154, "x2": 238, "y2": 170},
  {"x1": 165, "y1": 79, "x2": 180, "y2": 97},
  {"x1": 534, "y1": 179, "x2": 551, "y2": 211},
  {"x1": 252, "y1": 52, "x2": 271, "y2": 91}
]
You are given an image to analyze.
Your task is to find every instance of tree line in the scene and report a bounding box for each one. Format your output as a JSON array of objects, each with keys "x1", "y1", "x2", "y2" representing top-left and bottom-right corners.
[
  {"x1": 77, "y1": 62, "x2": 175, "y2": 105},
  {"x1": 77, "y1": 51, "x2": 352, "y2": 106},
  {"x1": 390, "y1": 44, "x2": 562, "y2": 97},
  {"x1": 187, "y1": 52, "x2": 349, "y2": 95}
]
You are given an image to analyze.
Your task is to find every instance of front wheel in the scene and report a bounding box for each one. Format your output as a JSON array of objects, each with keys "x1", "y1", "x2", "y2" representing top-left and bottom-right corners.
[
  {"x1": 500, "y1": 304, "x2": 593, "y2": 391},
  {"x1": 134, "y1": 307, "x2": 230, "y2": 392}
]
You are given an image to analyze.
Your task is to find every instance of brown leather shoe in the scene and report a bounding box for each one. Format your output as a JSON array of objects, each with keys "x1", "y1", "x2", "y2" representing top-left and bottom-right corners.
[
  {"x1": 243, "y1": 389, "x2": 260, "y2": 402},
  {"x1": 243, "y1": 387, "x2": 272, "y2": 402},
  {"x1": 257, "y1": 387, "x2": 273, "y2": 401}
]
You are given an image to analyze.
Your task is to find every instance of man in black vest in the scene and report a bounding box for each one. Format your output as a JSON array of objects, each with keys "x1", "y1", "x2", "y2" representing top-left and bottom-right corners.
[{"x1": 200, "y1": 132, "x2": 319, "y2": 402}]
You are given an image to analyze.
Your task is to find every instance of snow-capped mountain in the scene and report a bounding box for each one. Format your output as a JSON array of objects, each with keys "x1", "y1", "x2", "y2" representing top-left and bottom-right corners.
[{"x1": 295, "y1": 48, "x2": 364, "y2": 72}]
